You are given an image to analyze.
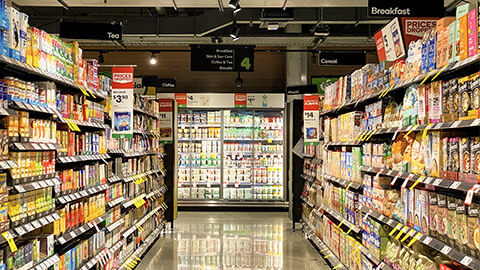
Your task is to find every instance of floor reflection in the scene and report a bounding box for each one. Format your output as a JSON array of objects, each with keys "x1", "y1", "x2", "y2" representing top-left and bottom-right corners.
[
  {"x1": 177, "y1": 223, "x2": 283, "y2": 269},
  {"x1": 136, "y1": 212, "x2": 328, "y2": 270}
]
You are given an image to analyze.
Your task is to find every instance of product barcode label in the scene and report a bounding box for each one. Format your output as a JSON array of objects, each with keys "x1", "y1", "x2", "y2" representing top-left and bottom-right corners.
[
  {"x1": 450, "y1": 181, "x2": 462, "y2": 190},
  {"x1": 387, "y1": 219, "x2": 394, "y2": 226},
  {"x1": 424, "y1": 177, "x2": 433, "y2": 184},
  {"x1": 451, "y1": 121, "x2": 462, "y2": 128},
  {"x1": 423, "y1": 236, "x2": 432, "y2": 245}
]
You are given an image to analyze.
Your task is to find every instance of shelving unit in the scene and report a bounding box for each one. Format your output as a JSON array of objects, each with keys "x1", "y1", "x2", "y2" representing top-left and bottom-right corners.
[{"x1": 299, "y1": 15, "x2": 480, "y2": 269}]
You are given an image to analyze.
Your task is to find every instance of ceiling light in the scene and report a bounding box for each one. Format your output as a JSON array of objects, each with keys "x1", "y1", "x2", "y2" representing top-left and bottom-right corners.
[
  {"x1": 230, "y1": 25, "x2": 240, "y2": 40},
  {"x1": 235, "y1": 72, "x2": 243, "y2": 88},
  {"x1": 149, "y1": 53, "x2": 157, "y2": 65},
  {"x1": 232, "y1": 37, "x2": 239, "y2": 42},
  {"x1": 233, "y1": 4, "x2": 241, "y2": 13},
  {"x1": 228, "y1": 0, "x2": 239, "y2": 9},
  {"x1": 98, "y1": 52, "x2": 104, "y2": 64}
]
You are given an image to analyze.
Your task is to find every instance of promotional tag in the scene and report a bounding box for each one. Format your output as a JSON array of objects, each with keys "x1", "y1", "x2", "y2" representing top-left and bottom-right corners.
[{"x1": 2, "y1": 232, "x2": 17, "y2": 252}]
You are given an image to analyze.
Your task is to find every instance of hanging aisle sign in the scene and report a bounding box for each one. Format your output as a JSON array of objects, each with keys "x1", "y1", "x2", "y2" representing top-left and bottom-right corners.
[
  {"x1": 303, "y1": 95, "x2": 320, "y2": 145},
  {"x1": 158, "y1": 99, "x2": 173, "y2": 144},
  {"x1": 112, "y1": 66, "x2": 134, "y2": 139}
]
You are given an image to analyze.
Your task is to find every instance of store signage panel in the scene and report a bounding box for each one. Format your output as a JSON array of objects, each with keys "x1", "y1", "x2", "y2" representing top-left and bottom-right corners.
[
  {"x1": 174, "y1": 93, "x2": 187, "y2": 108},
  {"x1": 190, "y1": 45, "x2": 255, "y2": 72},
  {"x1": 59, "y1": 22, "x2": 123, "y2": 40},
  {"x1": 400, "y1": 18, "x2": 439, "y2": 46},
  {"x1": 234, "y1": 93, "x2": 247, "y2": 108},
  {"x1": 186, "y1": 94, "x2": 234, "y2": 108},
  {"x1": 143, "y1": 77, "x2": 176, "y2": 88},
  {"x1": 375, "y1": 18, "x2": 407, "y2": 62},
  {"x1": 111, "y1": 66, "x2": 134, "y2": 139},
  {"x1": 368, "y1": 0, "x2": 444, "y2": 18},
  {"x1": 158, "y1": 99, "x2": 173, "y2": 143},
  {"x1": 246, "y1": 94, "x2": 284, "y2": 109},
  {"x1": 318, "y1": 52, "x2": 366, "y2": 66},
  {"x1": 303, "y1": 95, "x2": 320, "y2": 145}
]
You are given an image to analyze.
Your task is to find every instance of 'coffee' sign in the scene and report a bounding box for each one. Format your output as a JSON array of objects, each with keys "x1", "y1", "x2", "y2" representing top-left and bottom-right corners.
[{"x1": 368, "y1": 0, "x2": 444, "y2": 18}]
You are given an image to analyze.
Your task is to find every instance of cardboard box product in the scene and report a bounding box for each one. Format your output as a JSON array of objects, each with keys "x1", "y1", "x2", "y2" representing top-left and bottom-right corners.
[
  {"x1": 456, "y1": 198, "x2": 468, "y2": 253},
  {"x1": 467, "y1": 9, "x2": 478, "y2": 57},
  {"x1": 437, "y1": 194, "x2": 448, "y2": 242},
  {"x1": 458, "y1": 76, "x2": 471, "y2": 117},
  {"x1": 470, "y1": 72, "x2": 480, "y2": 111},
  {"x1": 471, "y1": 137, "x2": 480, "y2": 175},
  {"x1": 458, "y1": 6, "x2": 470, "y2": 60},
  {"x1": 436, "y1": 17, "x2": 456, "y2": 68},
  {"x1": 421, "y1": 190, "x2": 430, "y2": 235},
  {"x1": 448, "y1": 21, "x2": 457, "y2": 63},
  {"x1": 466, "y1": 203, "x2": 480, "y2": 258},
  {"x1": 430, "y1": 131, "x2": 443, "y2": 177},
  {"x1": 429, "y1": 192, "x2": 438, "y2": 237},
  {"x1": 447, "y1": 196, "x2": 458, "y2": 246}
]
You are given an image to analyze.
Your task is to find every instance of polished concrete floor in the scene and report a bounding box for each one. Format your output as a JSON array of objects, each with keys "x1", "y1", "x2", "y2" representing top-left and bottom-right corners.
[{"x1": 136, "y1": 212, "x2": 328, "y2": 270}]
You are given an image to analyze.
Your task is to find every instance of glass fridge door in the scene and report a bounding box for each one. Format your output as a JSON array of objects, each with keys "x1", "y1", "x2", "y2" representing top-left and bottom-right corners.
[
  {"x1": 252, "y1": 110, "x2": 284, "y2": 201},
  {"x1": 177, "y1": 109, "x2": 222, "y2": 200},
  {"x1": 222, "y1": 110, "x2": 254, "y2": 200}
]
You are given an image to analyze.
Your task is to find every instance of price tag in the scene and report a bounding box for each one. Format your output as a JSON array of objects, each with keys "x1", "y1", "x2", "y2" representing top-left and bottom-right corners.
[
  {"x1": 32, "y1": 144, "x2": 41, "y2": 150},
  {"x1": 14, "y1": 227, "x2": 26, "y2": 236},
  {"x1": 451, "y1": 120, "x2": 462, "y2": 128},
  {"x1": 46, "y1": 215, "x2": 54, "y2": 223},
  {"x1": 410, "y1": 176, "x2": 425, "y2": 190},
  {"x1": 31, "y1": 182, "x2": 40, "y2": 189},
  {"x1": 450, "y1": 181, "x2": 462, "y2": 190},
  {"x1": 395, "y1": 226, "x2": 409, "y2": 240},
  {"x1": 38, "y1": 181, "x2": 47, "y2": 188},
  {"x1": 32, "y1": 221, "x2": 41, "y2": 228},
  {"x1": 391, "y1": 172, "x2": 402, "y2": 186},
  {"x1": 440, "y1": 246, "x2": 451, "y2": 255},
  {"x1": 464, "y1": 184, "x2": 480, "y2": 206},
  {"x1": 407, "y1": 232, "x2": 422, "y2": 247},
  {"x1": 471, "y1": 118, "x2": 480, "y2": 127},
  {"x1": 432, "y1": 178, "x2": 443, "y2": 186},
  {"x1": 389, "y1": 223, "x2": 403, "y2": 236},
  {"x1": 2, "y1": 232, "x2": 17, "y2": 252},
  {"x1": 91, "y1": 220, "x2": 100, "y2": 232},
  {"x1": 24, "y1": 224, "x2": 34, "y2": 232},
  {"x1": 424, "y1": 177, "x2": 433, "y2": 185},
  {"x1": 363, "y1": 210, "x2": 372, "y2": 222},
  {"x1": 15, "y1": 185, "x2": 26, "y2": 193},
  {"x1": 79, "y1": 226, "x2": 86, "y2": 233},
  {"x1": 460, "y1": 256, "x2": 473, "y2": 267},
  {"x1": 39, "y1": 218, "x2": 48, "y2": 226}
]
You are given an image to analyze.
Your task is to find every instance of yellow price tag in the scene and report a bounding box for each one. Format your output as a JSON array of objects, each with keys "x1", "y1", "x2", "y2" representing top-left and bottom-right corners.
[
  {"x1": 88, "y1": 90, "x2": 97, "y2": 99},
  {"x1": 2, "y1": 232, "x2": 17, "y2": 252},
  {"x1": 138, "y1": 225, "x2": 144, "y2": 232},
  {"x1": 420, "y1": 71, "x2": 434, "y2": 85},
  {"x1": 361, "y1": 130, "x2": 371, "y2": 141},
  {"x1": 78, "y1": 85, "x2": 90, "y2": 97},
  {"x1": 201, "y1": 153, "x2": 205, "y2": 158},
  {"x1": 268, "y1": 138, "x2": 273, "y2": 143},
  {"x1": 407, "y1": 233, "x2": 422, "y2": 247},
  {"x1": 211, "y1": 153, "x2": 216, "y2": 159},
  {"x1": 410, "y1": 176, "x2": 425, "y2": 190},
  {"x1": 345, "y1": 182, "x2": 352, "y2": 192},
  {"x1": 395, "y1": 226, "x2": 408, "y2": 240},
  {"x1": 422, "y1": 123, "x2": 433, "y2": 140},
  {"x1": 324, "y1": 253, "x2": 332, "y2": 259},
  {"x1": 389, "y1": 223, "x2": 403, "y2": 236},
  {"x1": 64, "y1": 119, "x2": 75, "y2": 131},
  {"x1": 320, "y1": 248, "x2": 328, "y2": 253},
  {"x1": 365, "y1": 130, "x2": 375, "y2": 141},
  {"x1": 268, "y1": 167, "x2": 272, "y2": 172},
  {"x1": 403, "y1": 125, "x2": 417, "y2": 138},
  {"x1": 333, "y1": 264, "x2": 342, "y2": 269},
  {"x1": 346, "y1": 227, "x2": 352, "y2": 234},
  {"x1": 353, "y1": 131, "x2": 364, "y2": 141},
  {"x1": 379, "y1": 85, "x2": 392, "y2": 98},
  {"x1": 401, "y1": 229, "x2": 412, "y2": 242},
  {"x1": 431, "y1": 64, "x2": 448, "y2": 81},
  {"x1": 352, "y1": 246, "x2": 360, "y2": 254},
  {"x1": 336, "y1": 220, "x2": 344, "y2": 228}
]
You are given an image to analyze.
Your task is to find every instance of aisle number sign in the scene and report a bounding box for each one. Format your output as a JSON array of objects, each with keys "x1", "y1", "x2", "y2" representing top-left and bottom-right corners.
[
  {"x1": 112, "y1": 66, "x2": 134, "y2": 139},
  {"x1": 158, "y1": 99, "x2": 173, "y2": 144},
  {"x1": 304, "y1": 95, "x2": 320, "y2": 145}
]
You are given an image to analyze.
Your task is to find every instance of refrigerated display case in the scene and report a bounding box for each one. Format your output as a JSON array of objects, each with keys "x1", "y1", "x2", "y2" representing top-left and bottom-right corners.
[{"x1": 176, "y1": 107, "x2": 286, "y2": 207}]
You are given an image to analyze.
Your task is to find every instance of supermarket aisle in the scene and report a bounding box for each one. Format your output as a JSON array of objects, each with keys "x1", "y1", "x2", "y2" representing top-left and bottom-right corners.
[{"x1": 137, "y1": 212, "x2": 328, "y2": 270}]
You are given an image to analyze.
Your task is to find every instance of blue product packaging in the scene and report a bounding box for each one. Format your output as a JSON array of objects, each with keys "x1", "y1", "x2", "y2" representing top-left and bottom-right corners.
[{"x1": 428, "y1": 30, "x2": 437, "y2": 72}]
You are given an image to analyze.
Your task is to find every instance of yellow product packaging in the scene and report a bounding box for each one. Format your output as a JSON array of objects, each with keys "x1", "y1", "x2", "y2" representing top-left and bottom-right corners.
[{"x1": 411, "y1": 133, "x2": 425, "y2": 175}]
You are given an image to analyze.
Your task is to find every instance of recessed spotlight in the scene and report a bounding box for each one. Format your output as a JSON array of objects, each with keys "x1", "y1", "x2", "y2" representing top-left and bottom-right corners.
[
  {"x1": 230, "y1": 25, "x2": 240, "y2": 40},
  {"x1": 228, "y1": 0, "x2": 239, "y2": 9},
  {"x1": 149, "y1": 53, "x2": 157, "y2": 65}
]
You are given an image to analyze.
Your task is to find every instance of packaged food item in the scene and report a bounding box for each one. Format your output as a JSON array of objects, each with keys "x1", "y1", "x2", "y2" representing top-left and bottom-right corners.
[
  {"x1": 471, "y1": 137, "x2": 480, "y2": 175},
  {"x1": 456, "y1": 198, "x2": 468, "y2": 253},
  {"x1": 449, "y1": 79, "x2": 459, "y2": 117},
  {"x1": 458, "y1": 75, "x2": 471, "y2": 117},
  {"x1": 446, "y1": 196, "x2": 457, "y2": 246},
  {"x1": 411, "y1": 133, "x2": 425, "y2": 175},
  {"x1": 430, "y1": 132, "x2": 443, "y2": 177},
  {"x1": 470, "y1": 72, "x2": 480, "y2": 111},
  {"x1": 460, "y1": 137, "x2": 470, "y2": 174},
  {"x1": 429, "y1": 81, "x2": 443, "y2": 123},
  {"x1": 436, "y1": 194, "x2": 448, "y2": 242},
  {"x1": 467, "y1": 203, "x2": 480, "y2": 258},
  {"x1": 449, "y1": 137, "x2": 459, "y2": 173}
]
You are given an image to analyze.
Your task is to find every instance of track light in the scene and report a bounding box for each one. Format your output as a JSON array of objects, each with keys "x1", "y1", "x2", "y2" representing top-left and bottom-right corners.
[
  {"x1": 98, "y1": 52, "x2": 104, "y2": 64},
  {"x1": 235, "y1": 72, "x2": 243, "y2": 88},
  {"x1": 149, "y1": 53, "x2": 157, "y2": 65},
  {"x1": 228, "y1": 0, "x2": 239, "y2": 9},
  {"x1": 230, "y1": 25, "x2": 240, "y2": 41}
]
